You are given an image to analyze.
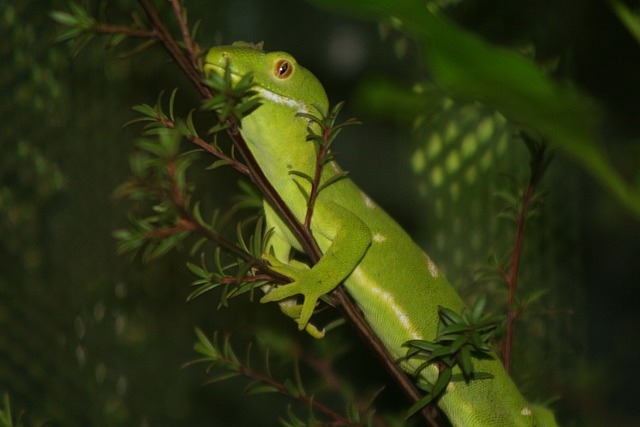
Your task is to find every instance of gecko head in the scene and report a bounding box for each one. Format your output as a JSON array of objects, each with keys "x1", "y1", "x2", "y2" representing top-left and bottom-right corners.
[{"x1": 204, "y1": 42, "x2": 329, "y2": 117}]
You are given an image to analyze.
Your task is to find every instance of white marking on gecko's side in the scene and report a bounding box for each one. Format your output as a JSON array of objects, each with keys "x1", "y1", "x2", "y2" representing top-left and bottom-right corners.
[
  {"x1": 353, "y1": 267, "x2": 421, "y2": 339},
  {"x1": 373, "y1": 233, "x2": 386, "y2": 243},
  {"x1": 424, "y1": 253, "x2": 440, "y2": 278},
  {"x1": 361, "y1": 192, "x2": 376, "y2": 209},
  {"x1": 521, "y1": 407, "x2": 532, "y2": 416}
]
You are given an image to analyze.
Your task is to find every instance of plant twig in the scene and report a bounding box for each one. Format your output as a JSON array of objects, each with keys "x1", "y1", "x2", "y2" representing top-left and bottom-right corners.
[
  {"x1": 304, "y1": 134, "x2": 329, "y2": 230},
  {"x1": 138, "y1": 0, "x2": 210, "y2": 98},
  {"x1": 154, "y1": 114, "x2": 251, "y2": 176},
  {"x1": 500, "y1": 138, "x2": 550, "y2": 372},
  {"x1": 164, "y1": 158, "x2": 285, "y2": 280},
  {"x1": 169, "y1": 0, "x2": 198, "y2": 69},
  {"x1": 187, "y1": 133, "x2": 250, "y2": 175},
  {"x1": 500, "y1": 183, "x2": 532, "y2": 372}
]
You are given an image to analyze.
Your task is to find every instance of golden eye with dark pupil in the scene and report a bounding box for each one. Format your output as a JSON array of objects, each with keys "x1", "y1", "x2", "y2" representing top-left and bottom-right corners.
[{"x1": 274, "y1": 59, "x2": 293, "y2": 79}]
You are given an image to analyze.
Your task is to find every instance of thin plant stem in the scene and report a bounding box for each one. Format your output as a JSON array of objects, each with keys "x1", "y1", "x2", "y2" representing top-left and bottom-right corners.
[
  {"x1": 501, "y1": 181, "x2": 534, "y2": 373},
  {"x1": 500, "y1": 138, "x2": 549, "y2": 372},
  {"x1": 305, "y1": 137, "x2": 328, "y2": 231}
]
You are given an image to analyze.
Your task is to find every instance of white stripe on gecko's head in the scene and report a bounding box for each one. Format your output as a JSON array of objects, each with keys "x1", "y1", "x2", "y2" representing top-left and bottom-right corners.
[{"x1": 255, "y1": 86, "x2": 312, "y2": 115}]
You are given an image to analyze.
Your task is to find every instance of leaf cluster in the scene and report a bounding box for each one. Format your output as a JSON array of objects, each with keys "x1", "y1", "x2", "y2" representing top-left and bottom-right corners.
[
  {"x1": 492, "y1": 190, "x2": 543, "y2": 230},
  {"x1": 50, "y1": 3, "x2": 97, "y2": 47},
  {"x1": 186, "y1": 216, "x2": 274, "y2": 304},
  {"x1": 114, "y1": 88, "x2": 286, "y2": 316},
  {"x1": 293, "y1": 102, "x2": 360, "y2": 198},
  {"x1": 521, "y1": 132, "x2": 553, "y2": 188},
  {"x1": 125, "y1": 89, "x2": 182, "y2": 134},
  {"x1": 288, "y1": 102, "x2": 360, "y2": 230},
  {"x1": 111, "y1": 124, "x2": 199, "y2": 260},
  {"x1": 493, "y1": 132, "x2": 552, "y2": 225},
  {"x1": 298, "y1": 102, "x2": 361, "y2": 158},
  {"x1": 50, "y1": 4, "x2": 155, "y2": 57},
  {"x1": 403, "y1": 297, "x2": 501, "y2": 417},
  {"x1": 202, "y1": 62, "x2": 261, "y2": 124},
  {"x1": 473, "y1": 251, "x2": 549, "y2": 308}
]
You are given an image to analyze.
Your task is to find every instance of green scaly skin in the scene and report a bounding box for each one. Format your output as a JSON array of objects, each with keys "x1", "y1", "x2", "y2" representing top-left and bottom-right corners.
[{"x1": 204, "y1": 43, "x2": 557, "y2": 427}]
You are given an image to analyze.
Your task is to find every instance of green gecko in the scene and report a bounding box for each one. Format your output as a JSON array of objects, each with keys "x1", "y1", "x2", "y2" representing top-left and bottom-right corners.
[{"x1": 204, "y1": 42, "x2": 557, "y2": 427}]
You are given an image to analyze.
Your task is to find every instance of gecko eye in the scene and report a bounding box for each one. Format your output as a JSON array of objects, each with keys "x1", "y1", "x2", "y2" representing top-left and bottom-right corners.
[{"x1": 274, "y1": 59, "x2": 293, "y2": 79}]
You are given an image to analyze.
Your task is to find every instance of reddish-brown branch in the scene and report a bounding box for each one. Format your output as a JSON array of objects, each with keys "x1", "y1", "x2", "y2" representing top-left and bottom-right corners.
[
  {"x1": 305, "y1": 144, "x2": 327, "y2": 230},
  {"x1": 163, "y1": 159, "x2": 283, "y2": 280},
  {"x1": 187, "y1": 134, "x2": 250, "y2": 176},
  {"x1": 157, "y1": 116, "x2": 250, "y2": 176},
  {"x1": 501, "y1": 181, "x2": 535, "y2": 373},
  {"x1": 169, "y1": 0, "x2": 199, "y2": 69},
  {"x1": 138, "y1": 0, "x2": 211, "y2": 98}
]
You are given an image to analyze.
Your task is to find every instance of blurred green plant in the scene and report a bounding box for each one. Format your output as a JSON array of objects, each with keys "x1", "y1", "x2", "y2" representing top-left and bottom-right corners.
[
  {"x1": 313, "y1": 0, "x2": 640, "y2": 219},
  {"x1": 0, "y1": 394, "x2": 17, "y2": 427},
  {"x1": 0, "y1": 395, "x2": 20, "y2": 427},
  {"x1": 611, "y1": 0, "x2": 640, "y2": 45}
]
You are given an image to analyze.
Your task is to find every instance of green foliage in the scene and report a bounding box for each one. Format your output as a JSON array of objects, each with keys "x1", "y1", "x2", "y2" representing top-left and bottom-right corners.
[
  {"x1": 203, "y1": 62, "x2": 261, "y2": 123},
  {"x1": 403, "y1": 297, "x2": 500, "y2": 417},
  {"x1": 491, "y1": 136, "x2": 551, "y2": 226},
  {"x1": 111, "y1": 58, "x2": 294, "y2": 319},
  {"x1": 113, "y1": 92, "x2": 281, "y2": 314},
  {"x1": 50, "y1": 2, "x2": 97, "y2": 46},
  {"x1": 112, "y1": 128, "x2": 198, "y2": 262},
  {"x1": 290, "y1": 102, "x2": 360, "y2": 228},
  {"x1": 298, "y1": 102, "x2": 361, "y2": 157},
  {"x1": 185, "y1": 218, "x2": 272, "y2": 304},
  {"x1": 50, "y1": 2, "x2": 155, "y2": 57},
  {"x1": 521, "y1": 133, "x2": 553, "y2": 189}
]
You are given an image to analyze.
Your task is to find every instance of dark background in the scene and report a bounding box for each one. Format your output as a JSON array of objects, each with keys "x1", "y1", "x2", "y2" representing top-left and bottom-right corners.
[{"x1": 2, "y1": 0, "x2": 640, "y2": 425}]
